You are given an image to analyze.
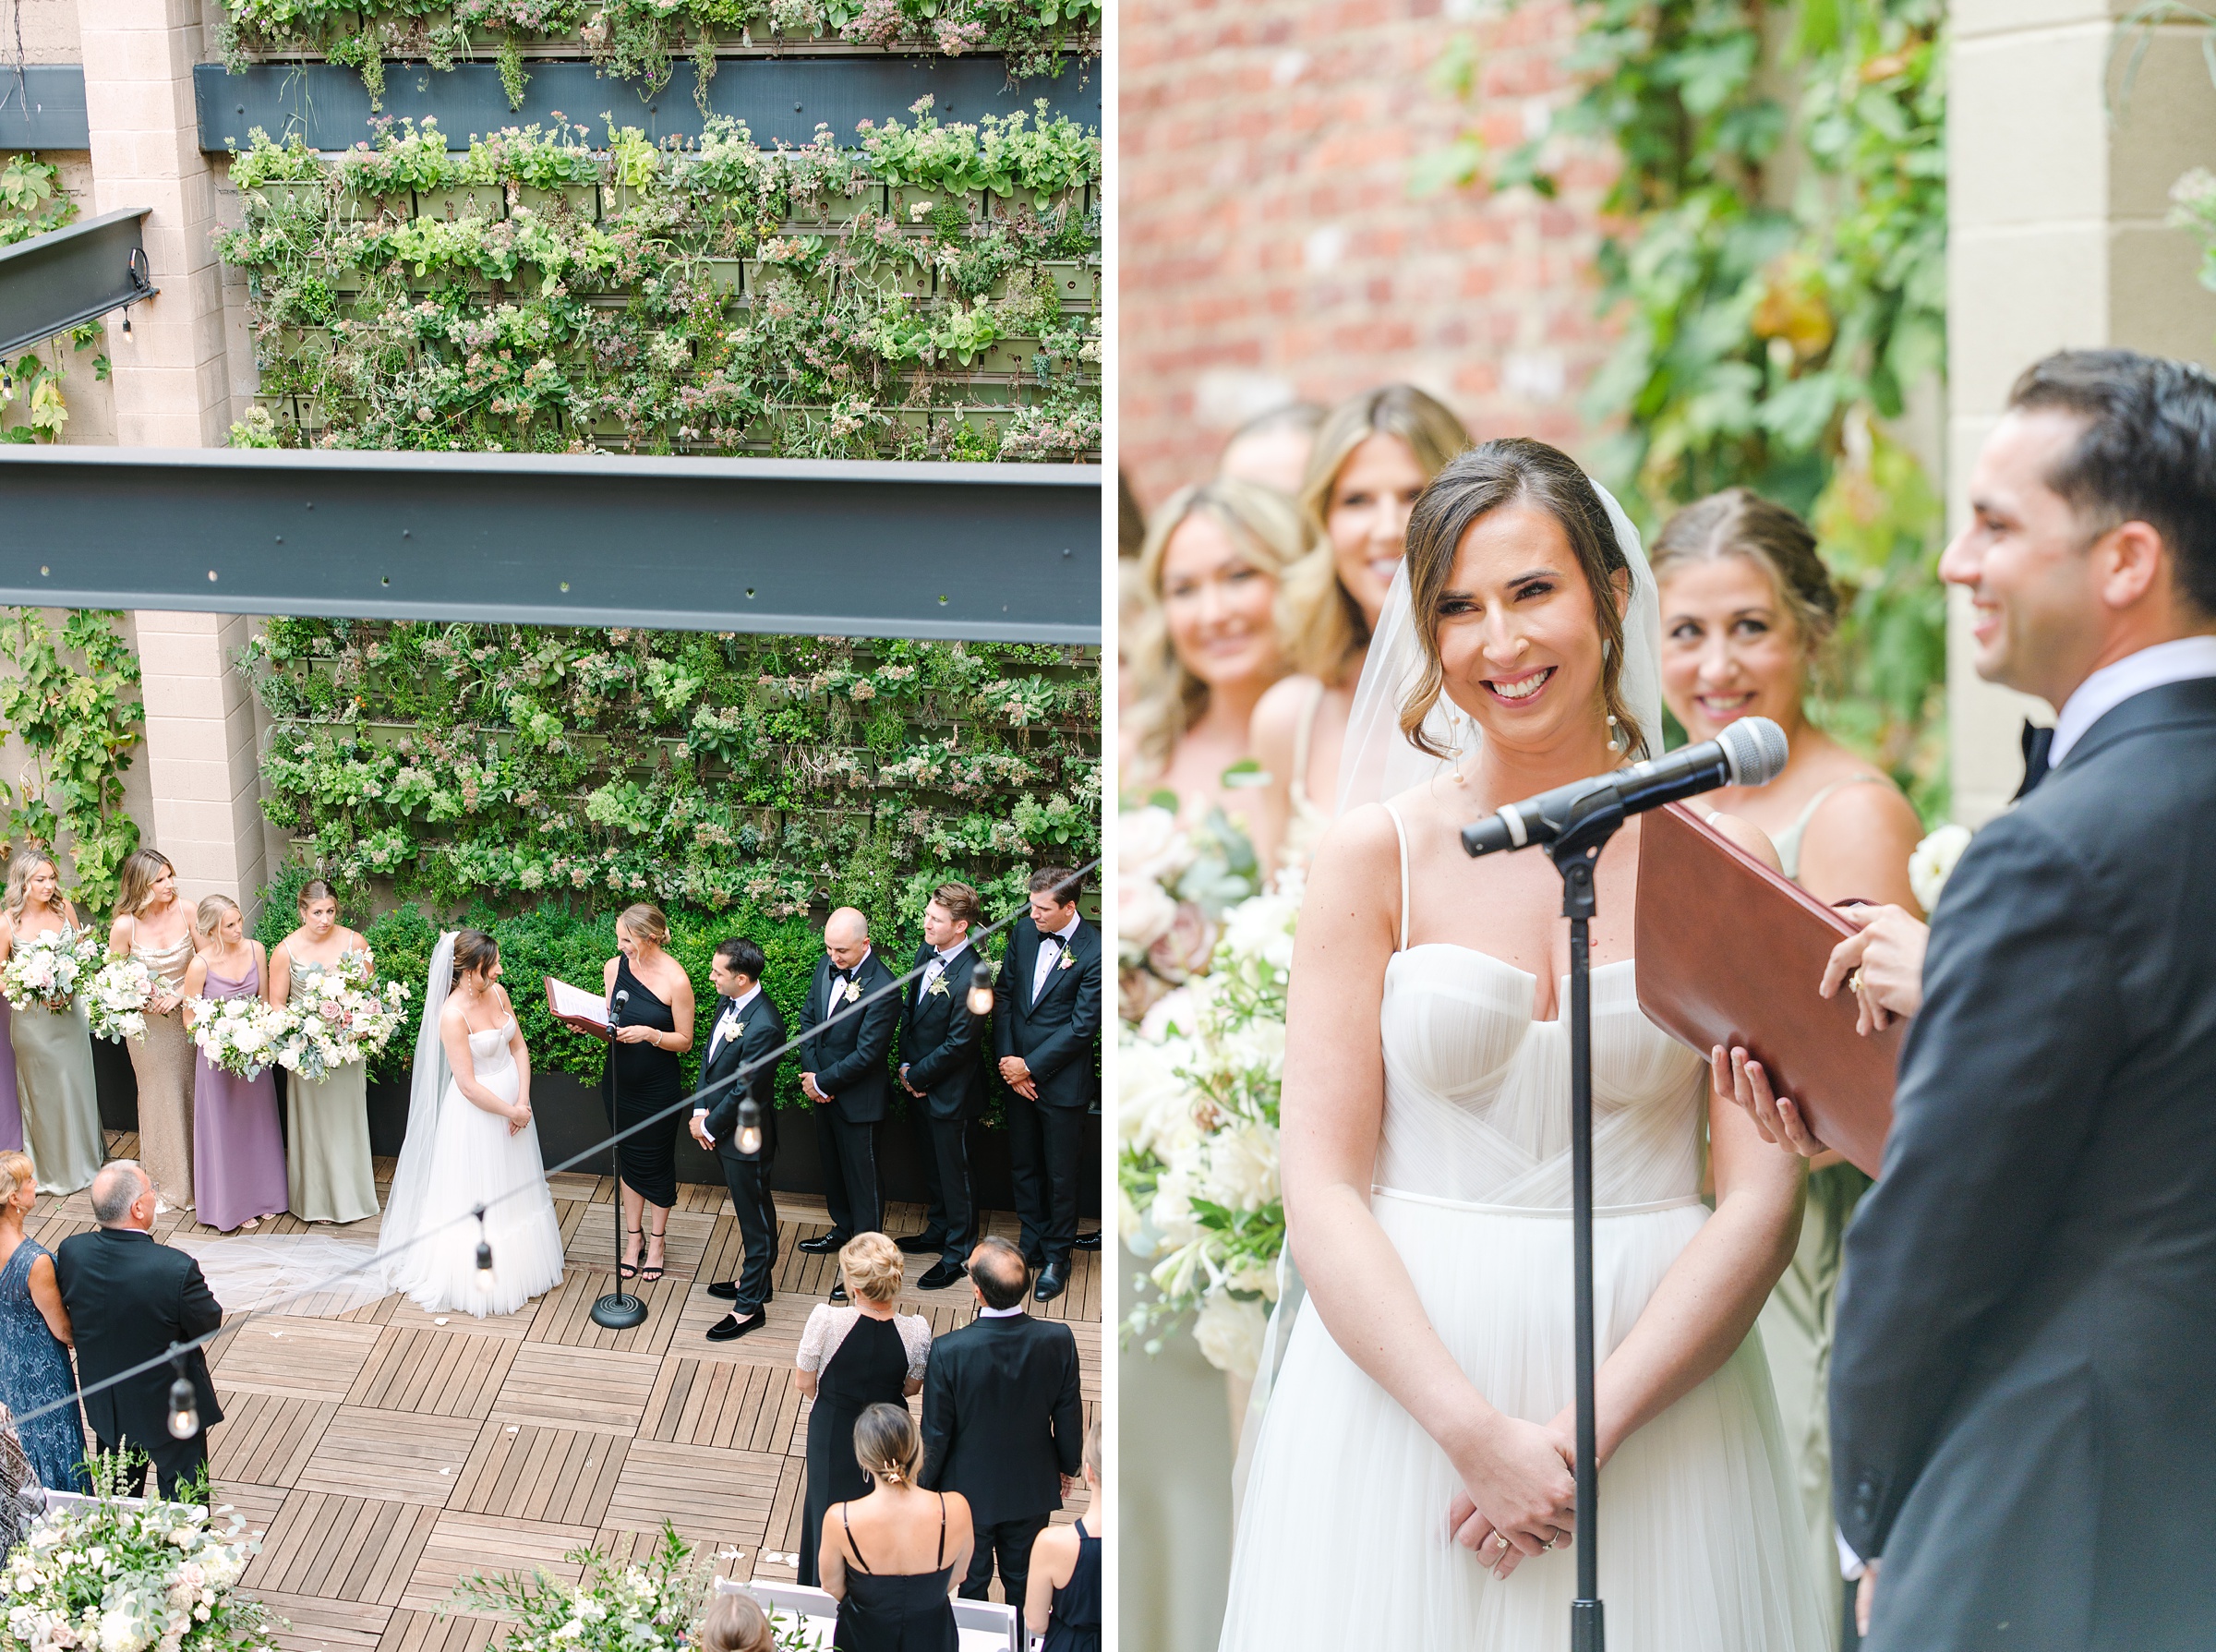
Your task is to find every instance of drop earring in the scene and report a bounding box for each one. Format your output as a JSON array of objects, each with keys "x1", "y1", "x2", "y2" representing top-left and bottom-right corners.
[
  {"x1": 1451, "y1": 705, "x2": 1470, "y2": 784},
  {"x1": 1607, "y1": 714, "x2": 1623, "y2": 754}
]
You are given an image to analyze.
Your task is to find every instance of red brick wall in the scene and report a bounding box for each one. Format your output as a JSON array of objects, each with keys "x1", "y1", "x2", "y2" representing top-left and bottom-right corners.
[{"x1": 1118, "y1": 0, "x2": 1618, "y2": 512}]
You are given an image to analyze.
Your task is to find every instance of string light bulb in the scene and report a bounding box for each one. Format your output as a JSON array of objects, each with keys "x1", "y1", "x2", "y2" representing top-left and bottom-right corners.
[
  {"x1": 119, "y1": 308, "x2": 134, "y2": 344},
  {"x1": 165, "y1": 1350, "x2": 199, "y2": 1440},
  {"x1": 737, "y1": 1097, "x2": 763, "y2": 1157},
  {"x1": 968, "y1": 959, "x2": 995, "y2": 1017},
  {"x1": 474, "y1": 1206, "x2": 495, "y2": 1292}
]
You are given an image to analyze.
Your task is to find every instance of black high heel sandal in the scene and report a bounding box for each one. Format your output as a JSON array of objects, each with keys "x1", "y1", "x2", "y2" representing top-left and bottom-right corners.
[
  {"x1": 619, "y1": 1225, "x2": 643, "y2": 1279},
  {"x1": 641, "y1": 1224, "x2": 668, "y2": 1284}
]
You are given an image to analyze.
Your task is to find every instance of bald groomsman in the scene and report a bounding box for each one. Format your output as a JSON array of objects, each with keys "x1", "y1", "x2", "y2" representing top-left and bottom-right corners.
[{"x1": 797, "y1": 906, "x2": 899, "y2": 1302}]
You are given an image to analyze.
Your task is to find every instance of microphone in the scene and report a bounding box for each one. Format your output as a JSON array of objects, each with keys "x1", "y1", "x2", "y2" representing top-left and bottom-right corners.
[{"x1": 1461, "y1": 717, "x2": 1789, "y2": 858}]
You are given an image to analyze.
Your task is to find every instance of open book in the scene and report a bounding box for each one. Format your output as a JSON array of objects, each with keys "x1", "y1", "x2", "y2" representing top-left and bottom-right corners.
[{"x1": 545, "y1": 975, "x2": 610, "y2": 1036}]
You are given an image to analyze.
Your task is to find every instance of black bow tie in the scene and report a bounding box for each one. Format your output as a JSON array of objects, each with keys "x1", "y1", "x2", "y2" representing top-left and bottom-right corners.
[
  {"x1": 2015, "y1": 720, "x2": 2054, "y2": 802},
  {"x1": 1039, "y1": 933, "x2": 1064, "y2": 952}
]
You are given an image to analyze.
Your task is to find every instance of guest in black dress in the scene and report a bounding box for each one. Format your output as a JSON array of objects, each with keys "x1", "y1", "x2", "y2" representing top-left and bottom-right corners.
[
  {"x1": 820, "y1": 1402, "x2": 972, "y2": 1652},
  {"x1": 1026, "y1": 1417, "x2": 1103, "y2": 1652},
  {"x1": 795, "y1": 1234, "x2": 932, "y2": 1587},
  {"x1": 600, "y1": 904, "x2": 694, "y2": 1284}
]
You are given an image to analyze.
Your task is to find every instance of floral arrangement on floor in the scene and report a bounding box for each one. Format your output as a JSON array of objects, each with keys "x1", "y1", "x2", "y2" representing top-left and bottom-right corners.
[
  {"x1": 184, "y1": 998, "x2": 287, "y2": 1081},
  {"x1": 215, "y1": 104, "x2": 1100, "y2": 462},
  {"x1": 1120, "y1": 880, "x2": 1299, "y2": 1381},
  {"x1": 271, "y1": 956, "x2": 412, "y2": 1080},
  {"x1": 0, "y1": 1459, "x2": 272, "y2": 1652},
  {"x1": 452, "y1": 1522, "x2": 703, "y2": 1652},
  {"x1": 1, "y1": 929, "x2": 108, "y2": 1015},
  {"x1": 1116, "y1": 802, "x2": 1264, "y2": 1030},
  {"x1": 84, "y1": 958, "x2": 159, "y2": 1043}
]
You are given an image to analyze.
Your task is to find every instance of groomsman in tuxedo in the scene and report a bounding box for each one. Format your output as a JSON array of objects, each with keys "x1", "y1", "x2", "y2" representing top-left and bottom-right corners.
[
  {"x1": 798, "y1": 906, "x2": 899, "y2": 1302},
  {"x1": 55, "y1": 1161, "x2": 223, "y2": 1496},
  {"x1": 690, "y1": 937, "x2": 787, "y2": 1341},
  {"x1": 994, "y1": 867, "x2": 1102, "y2": 1303},
  {"x1": 919, "y1": 1236, "x2": 1085, "y2": 1608},
  {"x1": 897, "y1": 882, "x2": 988, "y2": 1293},
  {"x1": 1825, "y1": 351, "x2": 2216, "y2": 1650}
]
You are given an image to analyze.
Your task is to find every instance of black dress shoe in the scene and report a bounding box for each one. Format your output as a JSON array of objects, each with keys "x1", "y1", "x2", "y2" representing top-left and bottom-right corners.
[
  {"x1": 1072, "y1": 1230, "x2": 1102, "y2": 1251},
  {"x1": 894, "y1": 1232, "x2": 943, "y2": 1255},
  {"x1": 1032, "y1": 1263, "x2": 1067, "y2": 1303},
  {"x1": 916, "y1": 1260, "x2": 967, "y2": 1292},
  {"x1": 706, "y1": 1282, "x2": 771, "y2": 1303},
  {"x1": 705, "y1": 1307, "x2": 768, "y2": 1341},
  {"x1": 828, "y1": 1280, "x2": 849, "y2": 1305},
  {"x1": 798, "y1": 1234, "x2": 846, "y2": 1255}
]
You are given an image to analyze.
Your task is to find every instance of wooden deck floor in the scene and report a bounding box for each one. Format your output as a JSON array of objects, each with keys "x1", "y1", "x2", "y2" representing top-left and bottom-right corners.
[{"x1": 27, "y1": 1134, "x2": 1101, "y2": 1652}]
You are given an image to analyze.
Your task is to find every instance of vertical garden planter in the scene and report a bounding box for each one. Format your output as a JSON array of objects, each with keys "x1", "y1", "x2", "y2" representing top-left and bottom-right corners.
[
  {"x1": 1040, "y1": 261, "x2": 1099, "y2": 309},
  {"x1": 514, "y1": 184, "x2": 598, "y2": 221},
  {"x1": 415, "y1": 184, "x2": 505, "y2": 222}
]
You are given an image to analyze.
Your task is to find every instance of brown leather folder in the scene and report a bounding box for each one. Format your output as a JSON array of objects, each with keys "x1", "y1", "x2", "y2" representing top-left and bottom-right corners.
[{"x1": 1634, "y1": 801, "x2": 1900, "y2": 1176}]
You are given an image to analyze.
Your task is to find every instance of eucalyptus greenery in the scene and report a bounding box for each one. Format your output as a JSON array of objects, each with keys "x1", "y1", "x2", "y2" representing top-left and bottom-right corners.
[
  {"x1": 0, "y1": 610, "x2": 147, "y2": 911},
  {"x1": 1421, "y1": 0, "x2": 1950, "y2": 813},
  {"x1": 216, "y1": 109, "x2": 1100, "y2": 460}
]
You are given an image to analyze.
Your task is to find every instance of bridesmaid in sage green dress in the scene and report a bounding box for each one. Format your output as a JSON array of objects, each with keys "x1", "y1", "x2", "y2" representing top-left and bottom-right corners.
[
  {"x1": 108, "y1": 850, "x2": 200, "y2": 1213},
  {"x1": 0, "y1": 850, "x2": 104, "y2": 1197},
  {"x1": 268, "y1": 879, "x2": 379, "y2": 1224}
]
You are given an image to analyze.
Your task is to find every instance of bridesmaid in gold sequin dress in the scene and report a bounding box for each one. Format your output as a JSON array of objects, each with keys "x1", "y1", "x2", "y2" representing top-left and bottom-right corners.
[
  {"x1": 107, "y1": 850, "x2": 200, "y2": 1212},
  {"x1": 268, "y1": 878, "x2": 379, "y2": 1224}
]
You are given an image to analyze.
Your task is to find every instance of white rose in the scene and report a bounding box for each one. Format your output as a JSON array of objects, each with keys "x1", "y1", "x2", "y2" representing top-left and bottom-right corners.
[
  {"x1": 1221, "y1": 891, "x2": 1299, "y2": 974},
  {"x1": 1117, "y1": 805, "x2": 1188, "y2": 886},
  {"x1": 1192, "y1": 1290, "x2": 1268, "y2": 1379},
  {"x1": 1197, "y1": 1121, "x2": 1279, "y2": 1212},
  {"x1": 1909, "y1": 822, "x2": 1972, "y2": 912},
  {"x1": 1117, "y1": 875, "x2": 1177, "y2": 960}
]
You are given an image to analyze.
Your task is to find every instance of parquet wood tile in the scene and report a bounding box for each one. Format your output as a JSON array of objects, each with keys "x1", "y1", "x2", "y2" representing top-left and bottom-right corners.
[
  {"x1": 525, "y1": 1269, "x2": 686, "y2": 1354},
  {"x1": 451, "y1": 1420, "x2": 628, "y2": 1527},
  {"x1": 209, "y1": 1392, "x2": 335, "y2": 1489},
  {"x1": 244, "y1": 1491, "x2": 439, "y2": 1605},
  {"x1": 602, "y1": 1438, "x2": 783, "y2": 1544},
  {"x1": 211, "y1": 1481, "x2": 291, "y2": 1536},
  {"x1": 640, "y1": 1357, "x2": 801, "y2": 1454},
  {"x1": 250, "y1": 1591, "x2": 392, "y2": 1652},
  {"x1": 490, "y1": 1343, "x2": 663, "y2": 1432},
  {"x1": 346, "y1": 1327, "x2": 516, "y2": 1417},
  {"x1": 296, "y1": 1407, "x2": 482, "y2": 1505},
  {"x1": 374, "y1": 1610, "x2": 504, "y2": 1652},
  {"x1": 213, "y1": 1316, "x2": 386, "y2": 1401},
  {"x1": 560, "y1": 1206, "x2": 716, "y2": 1279},
  {"x1": 400, "y1": 1511, "x2": 597, "y2": 1615}
]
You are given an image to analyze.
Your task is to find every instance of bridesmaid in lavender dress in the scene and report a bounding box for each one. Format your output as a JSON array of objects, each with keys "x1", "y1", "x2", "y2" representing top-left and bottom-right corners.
[{"x1": 179, "y1": 896, "x2": 288, "y2": 1233}]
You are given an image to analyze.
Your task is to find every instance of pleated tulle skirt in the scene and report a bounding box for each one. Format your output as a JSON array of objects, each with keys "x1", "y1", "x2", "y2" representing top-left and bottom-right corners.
[{"x1": 1221, "y1": 1190, "x2": 1826, "y2": 1652}]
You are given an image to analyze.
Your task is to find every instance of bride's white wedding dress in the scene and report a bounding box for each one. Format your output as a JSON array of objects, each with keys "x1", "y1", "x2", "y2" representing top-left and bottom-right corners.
[
  {"x1": 1221, "y1": 805, "x2": 1825, "y2": 1649},
  {"x1": 385, "y1": 1014, "x2": 566, "y2": 1317}
]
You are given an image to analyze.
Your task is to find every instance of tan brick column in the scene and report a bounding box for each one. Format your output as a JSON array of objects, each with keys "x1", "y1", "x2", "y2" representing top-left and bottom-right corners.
[
  {"x1": 1948, "y1": 1, "x2": 2216, "y2": 824},
  {"x1": 134, "y1": 613, "x2": 269, "y2": 921},
  {"x1": 78, "y1": 0, "x2": 232, "y2": 447}
]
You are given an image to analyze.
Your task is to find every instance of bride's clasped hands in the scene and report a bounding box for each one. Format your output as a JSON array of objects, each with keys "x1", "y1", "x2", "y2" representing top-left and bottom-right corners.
[{"x1": 1444, "y1": 1408, "x2": 1577, "y2": 1578}]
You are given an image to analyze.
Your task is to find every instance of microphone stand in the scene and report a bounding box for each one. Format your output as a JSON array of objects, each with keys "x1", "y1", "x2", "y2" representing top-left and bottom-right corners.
[
  {"x1": 1470, "y1": 784, "x2": 1624, "y2": 1652},
  {"x1": 592, "y1": 987, "x2": 647, "y2": 1330}
]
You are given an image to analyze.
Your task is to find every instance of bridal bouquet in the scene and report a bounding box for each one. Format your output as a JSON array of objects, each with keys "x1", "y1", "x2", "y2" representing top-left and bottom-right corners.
[
  {"x1": 1118, "y1": 802, "x2": 1263, "y2": 1028},
  {"x1": 186, "y1": 997, "x2": 284, "y2": 1081},
  {"x1": 1121, "y1": 882, "x2": 1299, "y2": 1379},
  {"x1": 0, "y1": 928, "x2": 106, "y2": 1014},
  {"x1": 269, "y1": 956, "x2": 410, "y2": 1081},
  {"x1": 1, "y1": 1457, "x2": 273, "y2": 1652},
  {"x1": 83, "y1": 957, "x2": 160, "y2": 1043}
]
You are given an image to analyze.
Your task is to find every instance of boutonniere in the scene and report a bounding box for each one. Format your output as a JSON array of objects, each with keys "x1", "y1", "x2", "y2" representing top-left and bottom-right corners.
[
  {"x1": 1056, "y1": 947, "x2": 1075, "y2": 971},
  {"x1": 925, "y1": 975, "x2": 950, "y2": 998},
  {"x1": 842, "y1": 979, "x2": 862, "y2": 1004},
  {"x1": 729, "y1": 1019, "x2": 746, "y2": 1040}
]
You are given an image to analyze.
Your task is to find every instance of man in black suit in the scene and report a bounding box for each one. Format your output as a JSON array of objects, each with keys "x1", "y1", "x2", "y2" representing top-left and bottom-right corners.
[
  {"x1": 994, "y1": 867, "x2": 1102, "y2": 1303},
  {"x1": 1827, "y1": 350, "x2": 2216, "y2": 1650},
  {"x1": 919, "y1": 1236, "x2": 1085, "y2": 1607},
  {"x1": 691, "y1": 936, "x2": 789, "y2": 1341},
  {"x1": 797, "y1": 905, "x2": 899, "y2": 1299},
  {"x1": 54, "y1": 1160, "x2": 223, "y2": 1497},
  {"x1": 897, "y1": 881, "x2": 988, "y2": 1293}
]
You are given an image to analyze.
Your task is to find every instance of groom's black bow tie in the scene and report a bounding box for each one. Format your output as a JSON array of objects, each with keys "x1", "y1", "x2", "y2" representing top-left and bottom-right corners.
[{"x1": 2014, "y1": 720, "x2": 2054, "y2": 802}]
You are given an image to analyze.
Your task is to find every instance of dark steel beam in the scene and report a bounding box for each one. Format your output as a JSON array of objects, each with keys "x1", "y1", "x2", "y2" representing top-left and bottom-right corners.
[
  {"x1": 0, "y1": 448, "x2": 1100, "y2": 643},
  {"x1": 0, "y1": 207, "x2": 156, "y2": 358},
  {"x1": 0, "y1": 66, "x2": 90, "y2": 150},
  {"x1": 195, "y1": 55, "x2": 1098, "y2": 154}
]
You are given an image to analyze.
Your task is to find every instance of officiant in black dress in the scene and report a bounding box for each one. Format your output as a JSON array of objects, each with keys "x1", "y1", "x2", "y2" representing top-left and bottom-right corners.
[
  {"x1": 600, "y1": 904, "x2": 694, "y2": 1287},
  {"x1": 1827, "y1": 351, "x2": 2216, "y2": 1650}
]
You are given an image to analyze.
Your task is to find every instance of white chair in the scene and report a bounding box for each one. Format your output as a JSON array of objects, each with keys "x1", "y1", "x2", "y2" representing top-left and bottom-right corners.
[{"x1": 32, "y1": 1488, "x2": 146, "y2": 1515}]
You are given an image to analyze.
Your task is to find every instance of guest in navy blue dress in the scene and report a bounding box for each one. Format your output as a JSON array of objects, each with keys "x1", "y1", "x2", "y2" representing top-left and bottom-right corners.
[{"x1": 0, "y1": 1150, "x2": 87, "y2": 1491}]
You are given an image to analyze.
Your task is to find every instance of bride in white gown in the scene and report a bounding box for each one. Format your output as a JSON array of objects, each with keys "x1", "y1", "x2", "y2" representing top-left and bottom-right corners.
[
  {"x1": 379, "y1": 930, "x2": 565, "y2": 1317},
  {"x1": 1221, "y1": 439, "x2": 1825, "y2": 1649}
]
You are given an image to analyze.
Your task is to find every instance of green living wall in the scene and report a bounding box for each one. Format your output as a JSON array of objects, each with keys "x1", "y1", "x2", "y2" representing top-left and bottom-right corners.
[{"x1": 246, "y1": 620, "x2": 1099, "y2": 1109}]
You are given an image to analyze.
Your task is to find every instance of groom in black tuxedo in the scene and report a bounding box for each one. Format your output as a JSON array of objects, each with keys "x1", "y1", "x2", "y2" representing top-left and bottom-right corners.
[
  {"x1": 1831, "y1": 351, "x2": 2216, "y2": 1650},
  {"x1": 691, "y1": 937, "x2": 788, "y2": 1340},
  {"x1": 54, "y1": 1161, "x2": 224, "y2": 1496},
  {"x1": 798, "y1": 905, "x2": 899, "y2": 1298},
  {"x1": 994, "y1": 867, "x2": 1102, "y2": 1303},
  {"x1": 897, "y1": 881, "x2": 988, "y2": 1293}
]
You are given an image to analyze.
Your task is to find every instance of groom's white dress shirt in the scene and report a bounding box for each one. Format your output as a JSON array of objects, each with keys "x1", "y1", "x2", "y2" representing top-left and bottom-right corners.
[
  {"x1": 1030, "y1": 910, "x2": 1080, "y2": 1005},
  {"x1": 692, "y1": 983, "x2": 764, "y2": 1136},
  {"x1": 2048, "y1": 633, "x2": 2216, "y2": 766}
]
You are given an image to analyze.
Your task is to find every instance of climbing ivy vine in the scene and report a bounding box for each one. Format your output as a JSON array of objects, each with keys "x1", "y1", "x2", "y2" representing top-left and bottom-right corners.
[
  {"x1": 1422, "y1": 0, "x2": 1950, "y2": 814},
  {"x1": 0, "y1": 610, "x2": 147, "y2": 911},
  {"x1": 0, "y1": 157, "x2": 112, "y2": 443}
]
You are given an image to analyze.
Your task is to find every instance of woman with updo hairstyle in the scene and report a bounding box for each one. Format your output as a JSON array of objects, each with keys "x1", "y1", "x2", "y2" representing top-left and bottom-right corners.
[
  {"x1": 818, "y1": 1400, "x2": 971, "y2": 1651},
  {"x1": 179, "y1": 895, "x2": 287, "y2": 1232},
  {"x1": 0, "y1": 849, "x2": 103, "y2": 1194},
  {"x1": 268, "y1": 877, "x2": 379, "y2": 1224},
  {"x1": 107, "y1": 849, "x2": 201, "y2": 1211},
  {"x1": 1249, "y1": 384, "x2": 1471, "y2": 873},
  {"x1": 1651, "y1": 486, "x2": 1925, "y2": 1629},
  {"x1": 1121, "y1": 477, "x2": 1307, "y2": 831},
  {"x1": 794, "y1": 1234, "x2": 933, "y2": 1591},
  {"x1": 599, "y1": 902, "x2": 693, "y2": 1284}
]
